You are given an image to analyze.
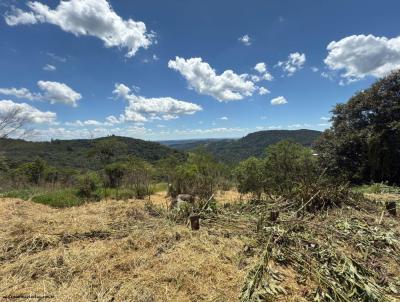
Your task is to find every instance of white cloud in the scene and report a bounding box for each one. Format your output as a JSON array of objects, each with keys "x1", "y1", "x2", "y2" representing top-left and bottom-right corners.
[
  {"x1": 0, "y1": 99, "x2": 56, "y2": 124},
  {"x1": 320, "y1": 116, "x2": 330, "y2": 121},
  {"x1": 4, "y1": 8, "x2": 37, "y2": 25},
  {"x1": 258, "y1": 87, "x2": 270, "y2": 95},
  {"x1": 270, "y1": 96, "x2": 287, "y2": 105},
  {"x1": 0, "y1": 81, "x2": 81, "y2": 107},
  {"x1": 277, "y1": 52, "x2": 306, "y2": 76},
  {"x1": 5, "y1": 0, "x2": 154, "y2": 57},
  {"x1": 168, "y1": 57, "x2": 256, "y2": 101},
  {"x1": 254, "y1": 62, "x2": 273, "y2": 81},
  {"x1": 254, "y1": 62, "x2": 266, "y2": 73},
  {"x1": 0, "y1": 87, "x2": 39, "y2": 100},
  {"x1": 37, "y1": 81, "x2": 81, "y2": 107},
  {"x1": 46, "y1": 52, "x2": 66, "y2": 62},
  {"x1": 324, "y1": 34, "x2": 400, "y2": 82},
  {"x1": 43, "y1": 64, "x2": 56, "y2": 71},
  {"x1": 31, "y1": 125, "x2": 152, "y2": 141},
  {"x1": 311, "y1": 67, "x2": 319, "y2": 72},
  {"x1": 113, "y1": 83, "x2": 202, "y2": 122},
  {"x1": 220, "y1": 116, "x2": 228, "y2": 120},
  {"x1": 105, "y1": 114, "x2": 125, "y2": 125},
  {"x1": 238, "y1": 34, "x2": 252, "y2": 46}
]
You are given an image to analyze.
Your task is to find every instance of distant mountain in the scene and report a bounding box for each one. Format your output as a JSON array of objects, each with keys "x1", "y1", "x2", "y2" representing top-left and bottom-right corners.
[
  {"x1": 162, "y1": 129, "x2": 322, "y2": 162},
  {"x1": 0, "y1": 136, "x2": 184, "y2": 169},
  {"x1": 158, "y1": 138, "x2": 227, "y2": 151}
]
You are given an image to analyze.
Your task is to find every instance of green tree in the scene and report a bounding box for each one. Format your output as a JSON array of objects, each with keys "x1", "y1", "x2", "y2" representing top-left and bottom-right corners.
[
  {"x1": 105, "y1": 162, "x2": 126, "y2": 188},
  {"x1": 171, "y1": 150, "x2": 221, "y2": 199},
  {"x1": 316, "y1": 69, "x2": 400, "y2": 185},
  {"x1": 125, "y1": 156, "x2": 154, "y2": 198},
  {"x1": 19, "y1": 158, "x2": 47, "y2": 185},
  {"x1": 234, "y1": 157, "x2": 264, "y2": 199},
  {"x1": 263, "y1": 140, "x2": 318, "y2": 195}
]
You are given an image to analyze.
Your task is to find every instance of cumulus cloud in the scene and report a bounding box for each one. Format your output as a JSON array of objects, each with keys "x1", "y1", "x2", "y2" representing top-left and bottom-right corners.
[
  {"x1": 0, "y1": 87, "x2": 39, "y2": 100},
  {"x1": 37, "y1": 81, "x2": 81, "y2": 107},
  {"x1": 5, "y1": 0, "x2": 154, "y2": 57},
  {"x1": 113, "y1": 83, "x2": 202, "y2": 122},
  {"x1": 254, "y1": 62, "x2": 266, "y2": 73},
  {"x1": 238, "y1": 34, "x2": 252, "y2": 46},
  {"x1": 270, "y1": 96, "x2": 287, "y2": 105},
  {"x1": 168, "y1": 57, "x2": 256, "y2": 101},
  {"x1": 324, "y1": 34, "x2": 400, "y2": 82},
  {"x1": 258, "y1": 87, "x2": 270, "y2": 95},
  {"x1": 220, "y1": 116, "x2": 228, "y2": 120},
  {"x1": 254, "y1": 62, "x2": 273, "y2": 81},
  {"x1": 0, "y1": 81, "x2": 82, "y2": 107},
  {"x1": 277, "y1": 52, "x2": 306, "y2": 76},
  {"x1": 0, "y1": 99, "x2": 56, "y2": 124},
  {"x1": 43, "y1": 64, "x2": 56, "y2": 71}
]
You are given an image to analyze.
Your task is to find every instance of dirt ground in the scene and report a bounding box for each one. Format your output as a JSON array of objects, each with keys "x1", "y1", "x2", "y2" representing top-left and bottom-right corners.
[{"x1": 0, "y1": 195, "x2": 256, "y2": 302}]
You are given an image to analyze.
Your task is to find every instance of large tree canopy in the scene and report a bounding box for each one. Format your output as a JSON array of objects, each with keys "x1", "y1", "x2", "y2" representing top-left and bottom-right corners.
[{"x1": 316, "y1": 70, "x2": 400, "y2": 185}]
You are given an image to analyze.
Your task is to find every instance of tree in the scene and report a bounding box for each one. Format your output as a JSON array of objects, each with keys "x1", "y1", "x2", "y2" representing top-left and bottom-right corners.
[
  {"x1": 105, "y1": 162, "x2": 126, "y2": 188},
  {"x1": 18, "y1": 158, "x2": 47, "y2": 185},
  {"x1": 88, "y1": 138, "x2": 128, "y2": 166},
  {"x1": 125, "y1": 156, "x2": 154, "y2": 199},
  {"x1": 234, "y1": 157, "x2": 264, "y2": 199},
  {"x1": 0, "y1": 107, "x2": 29, "y2": 139},
  {"x1": 315, "y1": 69, "x2": 400, "y2": 185},
  {"x1": 263, "y1": 140, "x2": 318, "y2": 195},
  {"x1": 171, "y1": 150, "x2": 221, "y2": 199}
]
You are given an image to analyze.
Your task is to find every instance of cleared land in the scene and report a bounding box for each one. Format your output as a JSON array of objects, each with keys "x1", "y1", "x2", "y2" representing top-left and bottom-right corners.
[{"x1": 0, "y1": 192, "x2": 399, "y2": 301}]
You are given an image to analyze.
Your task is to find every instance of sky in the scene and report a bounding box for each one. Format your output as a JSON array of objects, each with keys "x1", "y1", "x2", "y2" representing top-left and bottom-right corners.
[{"x1": 0, "y1": 0, "x2": 400, "y2": 141}]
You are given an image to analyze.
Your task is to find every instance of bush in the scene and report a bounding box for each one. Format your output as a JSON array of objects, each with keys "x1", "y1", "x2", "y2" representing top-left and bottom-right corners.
[
  {"x1": 263, "y1": 140, "x2": 319, "y2": 195},
  {"x1": 77, "y1": 172, "x2": 101, "y2": 200},
  {"x1": 32, "y1": 189, "x2": 84, "y2": 208}
]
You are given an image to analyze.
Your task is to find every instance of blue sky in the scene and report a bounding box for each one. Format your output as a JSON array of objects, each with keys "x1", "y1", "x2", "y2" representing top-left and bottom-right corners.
[{"x1": 1, "y1": 0, "x2": 400, "y2": 141}]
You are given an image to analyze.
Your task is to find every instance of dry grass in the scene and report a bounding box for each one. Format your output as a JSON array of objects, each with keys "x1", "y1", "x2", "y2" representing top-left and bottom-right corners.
[
  {"x1": 0, "y1": 196, "x2": 256, "y2": 302},
  {"x1": 1, "y1": 191, "x2": 399, "y2": 301}
]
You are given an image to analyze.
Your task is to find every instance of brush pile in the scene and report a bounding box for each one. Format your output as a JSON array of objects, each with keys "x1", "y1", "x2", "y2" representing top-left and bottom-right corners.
[{"x1": 239, "y1": 184, "x2": 400, "y2": 302}]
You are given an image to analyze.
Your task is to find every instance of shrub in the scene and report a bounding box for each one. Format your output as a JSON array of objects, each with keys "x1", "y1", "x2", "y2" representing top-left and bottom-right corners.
[
  {"x1": 32, "y1": 190, "x2": 84, "y2": 208},
  {"x1": 77, "y1": 172, "x2": 101, "y2": 200}
]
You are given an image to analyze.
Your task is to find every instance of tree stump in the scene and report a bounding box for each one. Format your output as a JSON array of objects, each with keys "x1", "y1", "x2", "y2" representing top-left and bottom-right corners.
[
  {"x1": 190, "y1": 215, "x2": 200, "y2": 230},
  {"x1": 270, "y1": 211, "x2": 280, "y2": 222},
  {"x1": 386, "y1": 201, "x2": 397, "y2": 216}
]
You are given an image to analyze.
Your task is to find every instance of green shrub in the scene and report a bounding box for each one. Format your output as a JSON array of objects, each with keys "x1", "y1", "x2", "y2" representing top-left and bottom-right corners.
[
  {"x1": 31, "y1": 189, "x2": 84, "y2": 208},
  {"x1": 77, "y1": 172, "x2": 101, "y2": 200}
]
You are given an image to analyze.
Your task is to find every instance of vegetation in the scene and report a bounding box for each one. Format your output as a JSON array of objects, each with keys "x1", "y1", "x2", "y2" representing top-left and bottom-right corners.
[
  {"x1": 316, "y1": 69, "x2": 400, "y2": 185},
  {"x1": 1, "y1": 71, "x2": 400, "y2": 301},
  {"x1": 0, "y1": 135, "x2": 185, "y2": 169},
  {"x1": 163, "y1": 129, "x2": 321, "y2": 163}
]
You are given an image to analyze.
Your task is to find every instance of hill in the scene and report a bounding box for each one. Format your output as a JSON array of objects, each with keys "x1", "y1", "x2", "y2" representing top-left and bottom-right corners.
[
  {"x1": 0, "y1": 136, "x2": 184, "y2": 169},
  {"x1": 162, "y1": 129, "x2": 322, "y2": 162}
]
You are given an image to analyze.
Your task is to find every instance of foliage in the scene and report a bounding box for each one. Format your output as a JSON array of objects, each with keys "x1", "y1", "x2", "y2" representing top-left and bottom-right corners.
[
  {"x1": 166, "y1": 129, "x2": 321, "y2": 163},
  {"x1": 17, "y1": 157, "x2": 47, "y2": 185},
  {"x1": 170, "y1": 150, "x2": 223, "y2": 199},
  {"x1": 76, "y1": 172, "x2": 101, "y2": 200},
  {"x1": 0, "y1": 135, "x2": 185, "y2": 170},
  {"x1": 31, "y1": 189, "x2": 85, "y2": 208},
  {"x1": 263, "y1": 140, "x2": 319, "y2": 195},
  {"x1": 316, "y1": 69, "x2": 400, "y2": 185},
  {"x1": 234, "y1": 157, "x2": 264, "y2": 198},
  {"x1": 125, "y1": 156, "x2": 154, "y2": 199},
  {"x1": 104, "y1": 162, "x2": 126, "y2": 188}
]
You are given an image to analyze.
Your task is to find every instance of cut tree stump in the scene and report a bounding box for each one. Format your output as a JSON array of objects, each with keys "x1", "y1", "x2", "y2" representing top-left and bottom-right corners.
[
  {"x1": 270, "y1": 211, "x2": 280, "y2": 222},
  {"x1": 386, "y1": 201, "x2": 397, "y2": 216},
  {"x1": 190, "y1": 215, "x2": 200, "y2": 230}
]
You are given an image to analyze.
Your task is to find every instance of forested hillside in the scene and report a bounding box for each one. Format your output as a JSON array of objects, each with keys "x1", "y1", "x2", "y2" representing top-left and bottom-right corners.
[
  {"x1": 0, "y1": 136, "x2": 184, "y2": 169},
  {"x1": 162, "y1": 129, "x2": 321, "y2": 162}
]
